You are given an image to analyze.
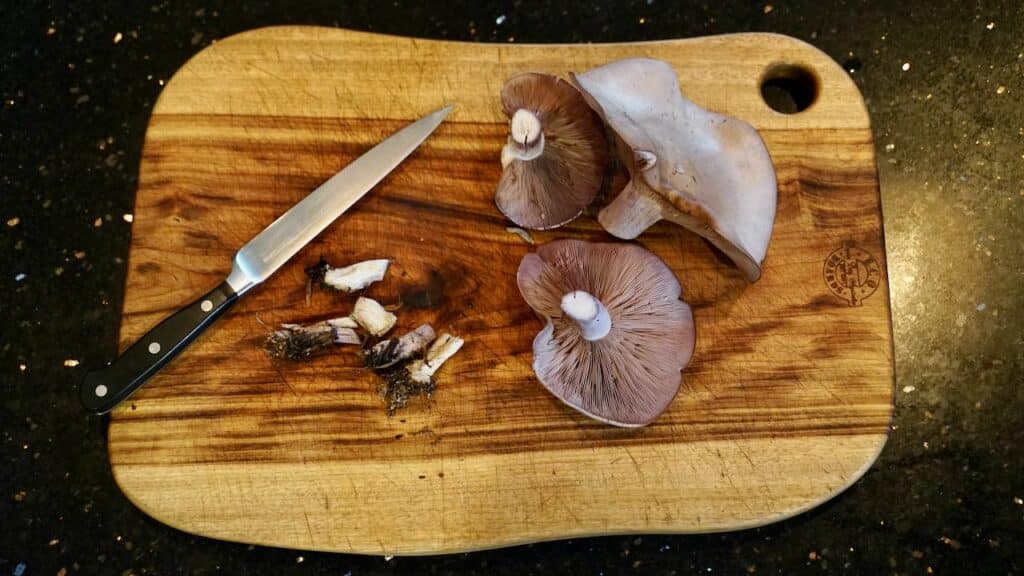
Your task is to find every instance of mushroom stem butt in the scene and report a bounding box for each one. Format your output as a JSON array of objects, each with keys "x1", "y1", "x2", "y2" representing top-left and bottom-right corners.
[
  {"x1": 364, "y1": 324, "x2": 437, "y2": 369},
  {"x1": 511, "y1": 109, "x2": 542, "y2": 147},
  {"x1": 560, "y1": 290, "x2": 612, "y2": 341},
  {"x1": 322, "y1": 259, "x2": 390, "y2": 292},
  {"x1": 407, "y1": 333, "x2": 465, "y2": 384},
  {"x1": 504, "y1": 109, "x2": 545, "y2": 163}
]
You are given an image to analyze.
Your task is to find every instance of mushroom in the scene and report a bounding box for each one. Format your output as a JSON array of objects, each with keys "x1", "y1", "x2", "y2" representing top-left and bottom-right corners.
[
  {"x1": 364, "y1": 324, "x2": 436, "y2": 369},
  {"x1": 306, "y1": 258, "x2": 389, "y2": 292},
  {"x1": 265, "y1": 316, "x2": 361, "y2": 360},
  {"x1": 376, "y1": 332, "x2": 464, "y2": 414},
  {"x1": 406, "y1": 333, "x2": 465, "y2": 385},
  {"x1": 495, "y1": 72, "x2": 609, "y2": 229},
  {"x1": 351, "y1": 296, "x2": 397, "y2": 337},
  {"x1": 571, "y1": 58, "x2": 778, "y2": 282},
  {"x1": 516, "y1": 239, "x2": 695, "y2": 427},
  {"x1": 505, "y1": 226, "x2": 536, "y2": 245}
]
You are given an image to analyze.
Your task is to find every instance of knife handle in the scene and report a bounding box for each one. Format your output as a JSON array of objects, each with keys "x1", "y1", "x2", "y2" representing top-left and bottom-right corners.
[{"x1": 81, "y1": 280, "x2": 239, "y2": 414}]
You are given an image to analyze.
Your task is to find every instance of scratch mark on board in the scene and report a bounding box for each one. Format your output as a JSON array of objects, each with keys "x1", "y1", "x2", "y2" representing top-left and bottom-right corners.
[
  {"x1": 303, "y1": 511, "x2": 314, "y2": 544},
  {"x1": 736, "y1": 443, "x2": 756, "y2": 468}
]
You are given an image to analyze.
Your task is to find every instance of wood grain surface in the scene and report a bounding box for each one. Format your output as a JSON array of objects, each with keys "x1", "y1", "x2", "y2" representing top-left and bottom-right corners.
[{"x1": 108, "y1": 27, "x2": 894, "y2": 555}]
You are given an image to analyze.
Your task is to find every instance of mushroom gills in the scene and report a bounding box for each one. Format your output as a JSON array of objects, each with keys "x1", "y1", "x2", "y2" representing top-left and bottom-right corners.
[
  {"x1": 494, "y1": 72, "x2": 609, "y2": 230},
  {"x1": 516, "y1": 239, "x2": 696, "y2": 427}
]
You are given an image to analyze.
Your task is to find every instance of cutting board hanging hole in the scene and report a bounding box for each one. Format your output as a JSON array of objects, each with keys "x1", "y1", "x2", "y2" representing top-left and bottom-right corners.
[{"x1": 760, "y1": 63, "x2": 820, "y2": 114}]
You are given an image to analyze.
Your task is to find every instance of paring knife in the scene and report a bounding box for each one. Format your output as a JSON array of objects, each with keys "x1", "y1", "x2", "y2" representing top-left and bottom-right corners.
[{"x1": 81, "y1": 105, "x2": 453, "y2": 414}]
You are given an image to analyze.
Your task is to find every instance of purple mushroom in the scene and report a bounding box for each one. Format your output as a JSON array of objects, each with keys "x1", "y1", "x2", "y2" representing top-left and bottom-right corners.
[{"x1": 517, "y1": 239, "x2": 696, "y2": 427}]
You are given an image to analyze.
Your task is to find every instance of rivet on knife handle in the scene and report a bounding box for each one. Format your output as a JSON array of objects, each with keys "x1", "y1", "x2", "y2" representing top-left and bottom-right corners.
[{"x1": 81, "y1": 281, "x2": 238, "y2": 414}]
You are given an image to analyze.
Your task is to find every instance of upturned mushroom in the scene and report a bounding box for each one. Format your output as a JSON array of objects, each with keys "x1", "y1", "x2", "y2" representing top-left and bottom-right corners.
[
  {"x1": 406, "y1": 333, "x2": 465, "y2": 385},
  {"x1": 516, "y1": 239, "x2": 695, "y2": 427},
  {"x1": 572, "y1": 58, "x2": 778, "y2": 282},
  {"x1": 495, "y1": 73, "x2": 609, "y2": 229}
]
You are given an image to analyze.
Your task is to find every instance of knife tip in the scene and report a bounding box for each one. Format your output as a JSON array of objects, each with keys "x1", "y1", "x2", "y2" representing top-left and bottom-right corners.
[{"x1": 435, "y1": 104, "x2": 455, "y2": 118}]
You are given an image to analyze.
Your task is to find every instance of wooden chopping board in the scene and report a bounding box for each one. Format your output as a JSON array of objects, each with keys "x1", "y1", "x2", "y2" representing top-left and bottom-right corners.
[{"x1": 109, "y1": 27, "x2": 894, "y2": 555}]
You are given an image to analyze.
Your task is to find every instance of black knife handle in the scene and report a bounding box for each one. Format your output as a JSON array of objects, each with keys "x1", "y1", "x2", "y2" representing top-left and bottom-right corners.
[{"x1": 81, "y1": 280, "x2": 239, "y2": 414}]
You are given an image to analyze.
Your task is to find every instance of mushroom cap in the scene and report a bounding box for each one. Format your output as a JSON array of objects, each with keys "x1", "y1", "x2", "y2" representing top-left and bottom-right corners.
[
  {"x1": 495, "y1": 73, "x2": 609, "y2": 230},
  {"x1": 572, "y1": 58, "x2": 778, "y2": 281},
  {"x1": 517, "y1": 239, "x2": 695, "y2": 427}
]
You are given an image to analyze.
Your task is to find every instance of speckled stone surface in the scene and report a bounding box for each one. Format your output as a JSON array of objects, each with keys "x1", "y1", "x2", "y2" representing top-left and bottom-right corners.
[{"x1": 2, "y1": 1, "x2": 1021, "y2": 575}]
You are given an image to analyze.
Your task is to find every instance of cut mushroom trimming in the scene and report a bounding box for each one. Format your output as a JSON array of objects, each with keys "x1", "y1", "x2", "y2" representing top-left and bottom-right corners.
[
  {"x1": 265, "y1": 316, "x2": 361, "y2": 360},
  {"x1": 266, "y1": 257, "x2": 463, "y2": 414},
  {"x1": 307, "y1": 257, "x2": 390, "y2": 292},
  {"x1": 370, "y1": 328, "x2": 464, "y2": 414}
]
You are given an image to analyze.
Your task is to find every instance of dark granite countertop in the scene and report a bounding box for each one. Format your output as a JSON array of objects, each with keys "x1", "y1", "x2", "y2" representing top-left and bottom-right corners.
[{"x1": 2, "y1": 1, "x2": 1021, "y2": 574}]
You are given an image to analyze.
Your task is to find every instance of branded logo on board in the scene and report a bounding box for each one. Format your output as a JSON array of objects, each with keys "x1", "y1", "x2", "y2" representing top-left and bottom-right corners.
[{"x1": 823, "y1": 243, "x2": 881, "y2": 307}]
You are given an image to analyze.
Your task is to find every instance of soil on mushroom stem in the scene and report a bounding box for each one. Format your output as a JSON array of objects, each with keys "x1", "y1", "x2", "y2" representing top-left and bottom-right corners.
[
  {"x1": 357, "y1": 332, "x2": 436, "y2": 414},
  {"x1": 374, "y1": 363, "x2": 435, "y2": 415},
  {"x1": 264, "y1": 325, "x2": 340, "y2": 360}
]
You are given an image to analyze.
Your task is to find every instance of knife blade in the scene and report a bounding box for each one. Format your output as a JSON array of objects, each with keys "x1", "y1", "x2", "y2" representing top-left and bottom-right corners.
[{"x1": 81, "y1": 105, "x2": 453, "y2": 414}]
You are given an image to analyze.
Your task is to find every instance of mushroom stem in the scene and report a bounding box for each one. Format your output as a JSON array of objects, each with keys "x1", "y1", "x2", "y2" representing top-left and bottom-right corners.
[
  {"x1": 560, "y1": 290, "x2": 612, "y2": 341},
  {"x1": 407, "y1": 333, "x2": 465, "y2": 384},
  {"x1": 351, "y1": 296, "x2": 397, "y2": 337},
  {"x1": 322, "y1": 259, "x2": 389, "y2": 292},
  {"x1": 511, "y1": 109, "x2": 542, "y2": 147},
  {"x1": 503, "y1": 109, "x2": 545, "y2": 164},
  {"x1": 364, "y1": 324, "x2": 437, "y2": 369},
  {"x1": 597, "y1": 180, "x2": 666, "y2": 240}
]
